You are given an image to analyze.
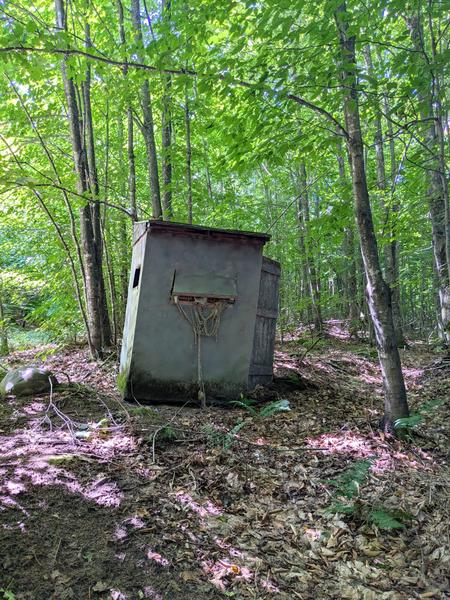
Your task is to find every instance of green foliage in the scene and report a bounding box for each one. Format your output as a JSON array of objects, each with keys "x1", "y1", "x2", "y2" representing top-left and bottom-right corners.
[
  {"x1": 394, "y1": 414, "x2": 423, "y2": 431},
  {"x1": 258, "y1": 399, "x2": 291, "y2": 418},
  {"x1": 368, "y1": 508, "x2": 406, "y2": 530},
  {"x1": 129, "y1": 405, "x2": 160, "y2": 418},
  {"x1": 116, "y1": 372, "x2": 127, "y2": 395},
  {"x1": 202, "y1": 420, "x2": 247, "y2": 451},
  {"x1": 329, "y1": 459, "x2": 373, "y2": 501},
  {"x1": 203, "y1": 398, "x2": 290, "y2": 451},
  {"x1": 159, "y1": 425, "x2": 178, "y2": 441},
  {"x1": 230, "y1": 396, "x2": 258, "y2": 415},
  {"x1": 7, "y1": 326, "x2": 52, "y2": 351},
  {"x1": 231, "y1": 398, "x2": 291, "y2": 419},
  {"x1": 0, "y1": 589, "x2": 16, "y2": 600},
  {"x1": 327, "y1": 459, "x2": 411, "y2": 530},
  {"x1": 394, "y1": 398, "x2": 446, "y2": 432}
]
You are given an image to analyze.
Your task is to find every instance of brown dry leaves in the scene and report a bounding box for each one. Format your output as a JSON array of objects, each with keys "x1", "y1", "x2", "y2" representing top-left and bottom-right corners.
[{"x1": 1, "y1": 336, "x2": 449, "y2": 599}]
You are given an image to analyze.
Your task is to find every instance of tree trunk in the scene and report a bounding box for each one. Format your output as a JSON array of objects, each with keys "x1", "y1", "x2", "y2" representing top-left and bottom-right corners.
[
  {"x1": 406, "y1": 13, "x2": 450, "y2": 347},
  {"x1": 185, "y1": 82, "x2": 193, "y2": 224},
  {"x1": 161, "y1": 0, "x2": 173, "y2": 219},
  {"x1": 0, "y1": 277, "x2": 9, "y2": 356},
  {"x1": 55, "y1": 0, "x2": 103, "y2": 357},
  {"x1": 364, "y1": 46, "x2": 405, "y2": 347},
  {"x1": 335, "y1": 3, "x2": 409, "y2": 429},
  {"x1": 83, "y1": 20, "x2": 112, "y2": 349},
  {"x1": 127, "y1": 109, "x2": 138, "y2": 221},
  {"x1": 298, "y1": 163, "x2": 322, "y2": 333},
  {"x1": 336, "y1": 136, "x2": 359, "y2": 327},
  {"x1": 383, "y1": 91, "x2": 405, "y2": 346},
  {"x1": 117, "y1": 0, "x2": 137, "y2": 226},
  {"x1": 203, "y1": 139, "x2": 214, "y2": 203},
  {"x1": 131, "y1": 0, "x2": 162, "y2": 219},
  {"x1": 101, "y1": 105, "x2": 118, "y2": 344},
  {"x1": 295, "y1": 181, "x2": 310, "y2": 323}
]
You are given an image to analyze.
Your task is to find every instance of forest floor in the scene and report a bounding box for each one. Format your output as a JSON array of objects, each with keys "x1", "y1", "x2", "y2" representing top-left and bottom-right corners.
[{"x1": 0, "y1": 322, "x2": 449, "y2": 600}]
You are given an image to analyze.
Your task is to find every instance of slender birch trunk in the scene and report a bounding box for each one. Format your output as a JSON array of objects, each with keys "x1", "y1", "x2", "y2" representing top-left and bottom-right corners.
[
  {"x1": 407, "y1": 13, "x2": 450, "y2": 347},
  {"x1": 0, "y1": 277, "x2": 9, "y2": 356},
  {"x1": 185, "y1": 81, "x2": 193, "y2": 224},
  {"x1": 336, "y1": 137, "x2": 359, "y2": 328},
  {"x1": 364, "y1": 46, "x2": 405, "y2": 346},
  {"x1": 298, "y1": 163, "x2": 322, "y2": 333},
  {"x1": 131, "y1": 0, "x2": 162, "y2": 219},
  {"x1": 335, "y1": 3, "x2": 409, "y2": 429},
  {"x1": 117, "y1": 115, "x2": 130, "y2": 324},
  {"x1": 55, "y1": 0, "x2": 104, "y2": 357},
  {"x1": 161, "y1": 0, "x2": 173, "y2": 219}
]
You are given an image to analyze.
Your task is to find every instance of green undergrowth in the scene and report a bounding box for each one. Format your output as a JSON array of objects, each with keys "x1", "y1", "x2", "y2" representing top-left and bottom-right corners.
[
  {"x1": 6, "y1": 326, "x2": 53, "y2": 351},
  {"x1": 202, "y1": 398, "x2": 291, "y2": 451},
  {"x1": 326, "y1": 458, "x2": 412, "y2": 530},
  {"x1": 394, "y1": 397, "x2": 446, "y2": 437}
]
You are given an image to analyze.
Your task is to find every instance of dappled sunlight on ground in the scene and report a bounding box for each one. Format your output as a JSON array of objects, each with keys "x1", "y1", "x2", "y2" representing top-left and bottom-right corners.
[
  {"x1": 174, "y1": 490, "x2": 222, "y2": 518},
  {"x1": 200, "y1": 557, "x2": 253, "y2": 591},
  {"x1": 147, "y1": 548, "x2": 170, "y2": 567},
  {"x1": 306, "y1": 430, "x2": 435, "y2": 473},
  {"x1": 0, "y1": 418, "x2": 140, "y2": 517},
  {"x1": 1, "y1": 331, "x2": 448, "y2": 599}
]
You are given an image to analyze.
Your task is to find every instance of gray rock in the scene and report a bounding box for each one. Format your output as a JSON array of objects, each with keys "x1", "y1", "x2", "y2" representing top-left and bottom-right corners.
[{"x1": 0, "y1": 366, "x2": 58, "y2": 398}]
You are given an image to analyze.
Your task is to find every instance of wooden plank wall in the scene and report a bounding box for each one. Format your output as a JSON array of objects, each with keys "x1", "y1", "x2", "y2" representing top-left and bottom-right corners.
[{"x1": 248, "y1": 256, "x2": 281, "y2": 388}]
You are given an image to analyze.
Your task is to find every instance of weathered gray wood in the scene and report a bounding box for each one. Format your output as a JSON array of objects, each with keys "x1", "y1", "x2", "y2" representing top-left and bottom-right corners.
[{"x1": 249, "y1": 257, "x2": 280, "y2": 388}]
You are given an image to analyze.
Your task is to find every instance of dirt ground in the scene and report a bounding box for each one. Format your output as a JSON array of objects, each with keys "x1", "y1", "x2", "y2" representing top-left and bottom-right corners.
[{"x1": 0, "y1": 324, "x2": 449, "y2": 599}]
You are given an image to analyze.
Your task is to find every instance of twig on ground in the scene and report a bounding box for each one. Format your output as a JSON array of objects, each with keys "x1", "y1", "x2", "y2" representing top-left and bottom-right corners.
[
  {"x1": 297, "y1": 337, "x2": 321, "y2": 365},
  {"x1": 51, "y1": 537, "x2": 62, "y2": 567},
  {"x1": 34, "y1": 377, "x2": 84, "y2": 442},
  {"x1": 150, "y1": 401, "x2": 191, "y2": 463}
]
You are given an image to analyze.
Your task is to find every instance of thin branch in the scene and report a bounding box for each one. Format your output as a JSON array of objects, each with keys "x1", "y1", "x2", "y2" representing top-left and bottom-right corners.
[{"x1": 0, "y1": 45, "x2": 348, "y2": 137}]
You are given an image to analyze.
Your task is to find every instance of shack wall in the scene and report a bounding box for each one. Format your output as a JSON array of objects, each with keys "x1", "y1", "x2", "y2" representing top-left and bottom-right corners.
[
  {"x1": 125, "y1": 228, "x2": 264, "y2": 401},
  {"x1": 248, "y1": 257, "x2": 281, "y2": 388},
  {"x1": 119, "y1": 222, "x2": 147, "y2": 392}
]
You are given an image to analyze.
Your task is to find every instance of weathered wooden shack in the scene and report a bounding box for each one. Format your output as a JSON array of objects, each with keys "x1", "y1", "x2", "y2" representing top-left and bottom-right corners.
[{"x1": 119, "y1": 221, "x2": 280, "y2": 404}]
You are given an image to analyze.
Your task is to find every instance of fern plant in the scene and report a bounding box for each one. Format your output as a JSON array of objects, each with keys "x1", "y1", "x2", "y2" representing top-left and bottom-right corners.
[
  {"x1": 329, "y1": 459, "x2": 374, "y2": 500},
  {"x1": 369, "y1": 508, "x2": 406, "y2": 530},
  {"x1": 394, "y1": 397, "x2": 445, "y2": 434},
  {"x1": 327, "y1": 459, "x2": 411, "y2": 530}
]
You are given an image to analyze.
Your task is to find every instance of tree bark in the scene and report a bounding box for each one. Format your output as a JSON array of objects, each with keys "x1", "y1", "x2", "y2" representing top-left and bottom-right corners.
[
  {"x1": 127, "y1": 109, "x2": 138, "y2": 221},
  {"x1": 161, "y1": 0, "x2": 173, "y2": 219},
  {"x1": 130, "y1": 0, "x2": 162, "y2": 219},
  {"x1": 364, "y1": 46, "x2": 405, "y2": 346},
  {"x1": 294, "y1": 178, "x2": 310, "y2": 322},
  {"x1": 117, "y1": 0, "x2": 137, "y2": 224},
  {"x1": 101, "y1": 104, "x2": 118, "y2": 344},
  {"x1": 55, "y1": 0, "x2": 104, "y2": 357},
  {"x1": 298, "y1": 163, "x2": 322, "y2": 333},
  {"x1": 185, "y1": 81, "x2": 193, "y2": 224},
  {"x1": 336, "y1": 136, "x2": 359, "y2": 327},
  {"x1": 83, "y1": 20, "x2": 112, "y2": 348},
  {"x1": 335, "y1": 3, "x2": 409, "y2": 429},
  {"x1": 406, "y1": 12, "x2": 450, "y2": 347},
  {"x1": 0, "y1": 277, "x2": 9, "y2": 356}
]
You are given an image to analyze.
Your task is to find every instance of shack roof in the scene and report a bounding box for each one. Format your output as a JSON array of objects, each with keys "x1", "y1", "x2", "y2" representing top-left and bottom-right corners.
[{"x1": 138, "y1": 220, "x2": 271, "y2": 244}]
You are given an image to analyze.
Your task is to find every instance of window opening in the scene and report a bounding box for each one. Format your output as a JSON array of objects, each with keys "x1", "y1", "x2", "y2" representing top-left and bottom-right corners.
[{"x1": 132, "y1": 266, "x2": 141, "y2": 288}]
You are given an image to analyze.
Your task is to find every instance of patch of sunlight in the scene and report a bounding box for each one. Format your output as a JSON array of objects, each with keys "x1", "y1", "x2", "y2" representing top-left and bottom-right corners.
[
  {"x1": 174, "y1": 490, "x2": 222, "y2": 518},
  {"x1": 306, "y1": 431, "x2": 434, "y2": 472},
  {"x1": 146, "y1": 549, "x2": 170, "y2": 567}
]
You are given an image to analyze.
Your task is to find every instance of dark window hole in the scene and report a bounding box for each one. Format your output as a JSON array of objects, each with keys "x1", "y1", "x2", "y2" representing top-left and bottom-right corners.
[{"x1": 133, "y1": 266, "x2": 141, "y2": 288}]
